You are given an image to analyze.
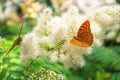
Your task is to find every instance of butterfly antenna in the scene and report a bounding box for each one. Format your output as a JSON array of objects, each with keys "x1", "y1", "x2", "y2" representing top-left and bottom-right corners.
[
  {"x1": 70, "y1": 25, "x2": 75, "y2": 36},
  {"x1": 18, "y1": 23, "x2": 24, "y2": 38}
]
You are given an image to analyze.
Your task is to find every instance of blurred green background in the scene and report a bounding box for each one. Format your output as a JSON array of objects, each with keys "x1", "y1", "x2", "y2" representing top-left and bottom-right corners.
[{"x1": 0, "y1": 0, "x2": 120, "y2": 80}]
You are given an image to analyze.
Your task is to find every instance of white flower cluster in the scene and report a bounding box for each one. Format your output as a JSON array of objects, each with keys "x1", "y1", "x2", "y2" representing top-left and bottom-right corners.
[
  {"x1": 76, "y1": 0, "x2": 116, "y2": 13},
  {"x1": 21, "y1": 5, "x2": 120, "y2": 69},
  {"x1": 28, "y1": 68, "x2": 64, "y2": 80},
  {"x1": 20, "y1": 33, "x2": 40, "y2": 62},
  {"x1": 87, "y1": 5, "x2": 120, "y2": 41},
  {"x1": 0, "y1": 1, "x2": 13, "y2": 21}
]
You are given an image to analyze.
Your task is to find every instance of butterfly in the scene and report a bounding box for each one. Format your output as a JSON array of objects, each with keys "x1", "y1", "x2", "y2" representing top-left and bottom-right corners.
[
  {"x1": 5, "y1": 23, "x2": 24, "y2": 56},
  {"x1": 69, "y1": 20, "x2": 93, "y2": 47}
]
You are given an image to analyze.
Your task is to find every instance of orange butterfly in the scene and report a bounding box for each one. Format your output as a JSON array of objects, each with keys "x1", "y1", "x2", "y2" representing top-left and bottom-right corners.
[
  {"x1": 5, "y1": 23, "x2": 24, "y2": 56},
  {"x1": 69, "y1": 20, "x2": 93, "y2": 47}
]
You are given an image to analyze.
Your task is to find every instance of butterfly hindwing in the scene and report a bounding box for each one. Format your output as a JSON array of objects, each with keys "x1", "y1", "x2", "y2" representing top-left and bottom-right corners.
[
  {"x1": 70, "y1": 38, "x2": 90, "y2": 47},
  {"x1": 70, "y1": 38, "x2": 81, "y2": 46}
]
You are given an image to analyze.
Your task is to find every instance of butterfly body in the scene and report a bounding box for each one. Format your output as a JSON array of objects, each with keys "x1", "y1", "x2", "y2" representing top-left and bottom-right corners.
[{"x1": 70, "y1": 20, "x2": 93, "y2": 48}]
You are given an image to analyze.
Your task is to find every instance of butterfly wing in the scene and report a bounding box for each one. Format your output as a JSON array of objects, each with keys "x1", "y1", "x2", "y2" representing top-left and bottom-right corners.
[
  {"x1": 77, "y1": 20, "x2": 93, "y2": 47},
  {"x1": 69, "y1": 20, "x2": 93, "y2": 47},
  {"x1": 70, "y1": 38, "x2": 92, "y2": 47},
  {"x1": 70, "y1": 38, "x2": 81, "y2": 46},
  {"x1": 77, "y1": 20, "x2": 91, "y2": 37}
]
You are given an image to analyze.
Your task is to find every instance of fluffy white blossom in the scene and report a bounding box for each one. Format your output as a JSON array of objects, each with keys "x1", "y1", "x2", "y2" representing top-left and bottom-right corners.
[
  {"x1": 20, "y1": 32, "x2": 40, "y2": 62},
  {"x1": 33, "y1": 8, "x2": 53, "y2": 37},
  {"x1": 21, "y1": 7, "x2": 99, "y2": 68},
  {"x1": 87, "y1": 5, "x2": 120, "y2": 40},
  {"x1": 0, "y1": 1, "x2": 14, "y2": 21},
  {"x1": 49, "y1": 18, "x2": 67, "y2": 44},
  {"x1": 51, "y1": 0, "x2": 73, "y2": 13},
  {"x1": 21, "y1": 5, "x2": 120, "y2": 69},
  {"x1": 76, "y1": 0, "x2": 116, "y2": 13}
]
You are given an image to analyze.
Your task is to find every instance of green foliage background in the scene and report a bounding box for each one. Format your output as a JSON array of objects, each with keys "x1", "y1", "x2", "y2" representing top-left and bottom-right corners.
[
  {"x1": 0, "y1": 0, "x2": 120, "y2": 80},
  {"x1": 0, "y1": 25, "x2": 120, "y2": 80}
]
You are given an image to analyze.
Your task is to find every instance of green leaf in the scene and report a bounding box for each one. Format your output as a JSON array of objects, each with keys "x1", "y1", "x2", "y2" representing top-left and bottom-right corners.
[
  {"x1": 117, "y1": 0, "x2": 120, "y2": 4},
  {"x1": 0, "y1": 68, "x2": 7, "y2": 79},
  {"x1": 91, "y1": 46, "x2": 120, "y2": 68}
]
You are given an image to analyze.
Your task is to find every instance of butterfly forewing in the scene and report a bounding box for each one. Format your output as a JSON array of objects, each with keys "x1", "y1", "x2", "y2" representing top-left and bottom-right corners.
[{"x1": 77, "y1": 20, "x2": 91, "y2": 37}]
